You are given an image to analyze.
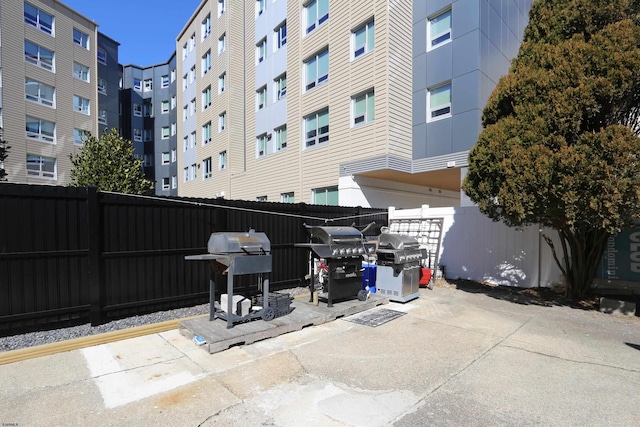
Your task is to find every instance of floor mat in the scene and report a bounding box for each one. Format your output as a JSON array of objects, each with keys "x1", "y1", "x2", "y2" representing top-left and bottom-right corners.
[{"x1": 344, "y1": 308, "x2": 406, "y2": 327}]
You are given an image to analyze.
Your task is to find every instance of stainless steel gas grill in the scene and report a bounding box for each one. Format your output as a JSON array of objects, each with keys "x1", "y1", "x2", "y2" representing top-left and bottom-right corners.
[
  {"x1": 375, "y1": 232, "x2": 427, "y2": 302},
  {"x1": 296, "y1": 224, "x2": 377, "y2": 307},
  {"x1": 185, "y1": 229, "x2": 278, "y2": 329}
]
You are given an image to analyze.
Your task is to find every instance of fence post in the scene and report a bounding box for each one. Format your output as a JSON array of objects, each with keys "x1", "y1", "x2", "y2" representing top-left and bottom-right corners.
[{"x1": 87, "y1": 186, "x2": 104, "y2": 325}]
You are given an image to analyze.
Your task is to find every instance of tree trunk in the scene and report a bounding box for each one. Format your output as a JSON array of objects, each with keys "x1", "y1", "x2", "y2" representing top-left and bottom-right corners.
[{"x1": 555, "y1": 227, "x2": 610, "y2": 300}]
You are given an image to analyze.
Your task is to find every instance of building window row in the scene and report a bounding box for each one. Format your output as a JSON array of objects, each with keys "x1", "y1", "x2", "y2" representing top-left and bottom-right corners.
[
  {"x1": 24, "y1": 2, "x2": 54, "y2": 35},
  {"x1": 26, "y1": 154, "x2": 56, "y2": 179},
  {"x1": 25, "y1": 40, "x2": 54, "y2": 71},
  {"x1": 305, "y1": 0, "x2": 329, "y2": 34}
]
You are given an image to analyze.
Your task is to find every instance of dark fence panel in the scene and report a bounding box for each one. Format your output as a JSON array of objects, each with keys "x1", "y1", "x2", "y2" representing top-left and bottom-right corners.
[{"x1": 0, "y1": 184, "x2": 388, "y2": 335}]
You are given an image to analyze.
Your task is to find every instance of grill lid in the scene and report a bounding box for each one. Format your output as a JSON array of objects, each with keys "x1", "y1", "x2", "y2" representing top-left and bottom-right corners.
[
  {"x1": 207, "y1": 229, "x2": 271, "y2": 254},
  {"x1": 310, "y1": 226, "x2": 363, "y2": 244},
  {"x1": 378, "y1": 233, "x2": 420, "y2": 250}
]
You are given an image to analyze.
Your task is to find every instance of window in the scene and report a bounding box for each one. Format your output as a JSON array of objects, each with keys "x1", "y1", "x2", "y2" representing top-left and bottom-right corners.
[
  {"x1": 281, "y1": 192, "x2": 294, "y2": 203},
  {"x1": 218, "y1": 33, "x2": 226, "y2": 54},
  {"x1": 183, "y1": 136, "x2": 188, "y2": 151},
  {"x1": 183, "y1": 167, "x2": 189, "y2": 182},
  {"x1": 202, "y1": 50, "x2": 212, "y2": 75},
  {"x1": 304, "y1": 109, "x2": 329, "y2": 147},
  {"x1": 189, "y1": 33, "x2": 196, "y2": 52},
  {"x1": 189, "y1": 66, "x2": 196, "y2": 84},
  {"x1": 74, "y1": 95, "x2": 90, "y2": 115},
  {"x1": 256, "y1": 0, "x2": 265, "y2": 17},
  {"x1": 218, "y1": 111, "x2": 227, "y2": 132},
  {"x1": 256, "y1": 38, "x2": 266, "y2": 64},
  {"x1": 183, "y1": 105, "x2": 188, "y2": 122},
  {"x1": 26, "y1": 116, "x2": 55, "y2": 143},
  {"x1": 171, "y1": 175, "x2": 177, "y2": 189},
  {"x1": 171, "y1": 149, "x2": 177, "y2": 162},
  {"x1": 275, "y1": 22, "x2": 287, "y2": 50},
  {"x1": 256, "y1": 134, "x2": 268, "y2": 157},
  {"x1": 312, "y1": 186, "x2": 338, "y2": 205},
  {"x1": 202, "y1": 121, "x2": 212, "y2": 145},
  {"x1": 182, "y1": 42, "x2": 188, "y2": 60},
  {"x1": 256, "y1": 196, "x2": 268, "y2": 202},
  {"x1": 305, "y1": 0, "x2": 329, "y2": 34},
  {"x1": 256, "y1": 86, "x2": 267, "y2": 110},
  {"x1": 24, "y1": 3, "x2": 54, "y2": 35},
  {"x1": 144, "y1": 129, "x2": 152, "y2": 141},
  {"x1": 219, "y1": 151, "x2": 227, "y2": 170},
  {"x1": 428, "y1": 83, "x2": 451, "y2": 121},
  {"x1": 133, "y1": 103, "x2": 142, "y2": 117},
  {"x1": 24, "y1": 41, "x2": 54, "y2": 71},
  {"x1": 171, "y1": 69, "x2": 176, "y2": 82},
  {"x1": 182, "y1": 74, "x2": 188, "y2": 91},
  {"x1": 74, "y1": 128, "x2": 87, "y2": 145},
  {"x1": 190, "y1": 98, "x2": 196, "y2": 116},
  {"x1": 97, "y1": 48, "x2": 107, "y2": 65},
  {"x1": 144, "y1": 103, "x2": 153, "y2": 117},
  {"x1": 133, "y1": 78, "x2": 142, "y2": 91},
  {"x1": 218, "y1": 72, "x2": 227, "y2": 94},
  {"x1": 162, "y1": 177, "x2": 170, "y2": 190},
  {"x1": 162, "y1": 152, "x2": 171, "y2": 165},
  {"x1": 428, "y1": 9, "x2": 451, "y2": 49},
  {"x1": 218, "y1": 0, "x2": 226, "y2": 17},
  {"x1": 171, "y1": 122, "x2": 176, "y2": 136},
  {"x1": 202, "y1": 86, "x2": 212, "y2": 110},
  {"x1": 275, "y1": 73, "x2": 287, "y2": 100},
  {"x1": 161, "y1": 75, "x2": 169, "y2": 88},
  {"x1": 275, "y1": 125, "x2": 287, "y2": 151},
  {"x1": 73, "y1": 28, "x2": 89, "y2": 49},
  {"x1": 98, "y1": 78, "x2": 106, "y2": 94},
  {"x1": 143, "y1": 154, "x2": 153, "y2": 167},
  {"x1": 133, "y1": 129, "x2": 142, "y2": 142},
  {"x1": 352, "y1": 89, "x2": 375, "y2": 126},
  {"x1": 98, "y1": 109, "x2": 107, "y2": 124},
  {"x1": 352, "y1": 20, "x2": 374, "y2": 59},
  {"x1": 26, "y1": 155, "x2": 56, "y2": 179},
  {"x1": 144, "y1": 79, "x2": 153, "y2": 91},
  {"x1": 161, "y1": 127, "x2": 170, "y2": 139},
  {"x1": 73, "y1": 62, "x2": 89, "y2": 81},
  {"x1": 171, "y1": 96, "x2": 177, "y2": 109},
  {"x1": 25, "y1": 79, "x2": 55, "y2": 107},
  {"x1": 190, "y1": 163, "x2": 197, "y2": 180},
  {"x1": 203, "y1": 157, "x2": 213, "y2": 179},
  {"x1": 190, "y1": 132, "x2": 196, "y2": 148},
  {"x1": 202, "y1": 14, "x2": 211, "y2": 40},
  {"x1": 161, "y1": 100, "x2": 169, "y2": 113},
  {"x1": 304, "y1": 49, "x2": 328, "y2": 90}
]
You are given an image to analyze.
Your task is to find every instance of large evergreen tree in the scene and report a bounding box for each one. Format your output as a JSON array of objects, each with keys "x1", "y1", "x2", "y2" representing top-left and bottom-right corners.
[
  {"x1": 462, "y1": 0, "x2": 640, "y2": 299},
  {"x1": 69, "y1": 128, "x2": 154, "y2": 195}
]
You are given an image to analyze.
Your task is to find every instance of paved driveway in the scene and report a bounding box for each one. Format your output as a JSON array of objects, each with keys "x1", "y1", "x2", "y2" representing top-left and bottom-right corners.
[{"x1": 1, "y1": 286, "x2": 638, "y2": 426}]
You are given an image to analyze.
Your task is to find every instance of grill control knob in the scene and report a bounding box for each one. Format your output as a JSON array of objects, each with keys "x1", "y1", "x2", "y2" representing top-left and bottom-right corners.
[
  {"x1": 332, "y1": 249, "x2": 339, "y2": 256},
  {"x1": 340, "y1": 248, "x2": 346, "y2": 255}
]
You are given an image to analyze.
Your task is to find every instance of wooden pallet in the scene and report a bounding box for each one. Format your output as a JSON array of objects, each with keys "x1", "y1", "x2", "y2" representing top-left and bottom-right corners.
[{"x1": 179, "y1": 293, "x2": 388, "y2": 354}]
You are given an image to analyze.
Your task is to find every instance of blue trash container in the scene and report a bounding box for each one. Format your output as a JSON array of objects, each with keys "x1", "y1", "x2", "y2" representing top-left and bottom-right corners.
[{"x1": 362, "y1": 263, "x2": 377, "y2": 293}]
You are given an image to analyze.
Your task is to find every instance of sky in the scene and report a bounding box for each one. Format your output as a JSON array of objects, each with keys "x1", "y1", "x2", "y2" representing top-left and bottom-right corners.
[{"x1": 61, "y1": 0, "x2": 203, "y2": 66}]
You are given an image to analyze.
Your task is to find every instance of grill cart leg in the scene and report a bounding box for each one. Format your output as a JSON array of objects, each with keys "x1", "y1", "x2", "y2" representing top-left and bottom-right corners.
[{"x1": 209, "y1": 279, "x2": 216, "y2": 321}]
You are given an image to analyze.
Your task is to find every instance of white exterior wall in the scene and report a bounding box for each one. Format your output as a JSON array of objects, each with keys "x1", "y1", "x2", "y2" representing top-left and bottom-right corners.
[
  {"x1": 339, "y1": 175, "x2": 459, "y2": 208},
  {"x1": 388, "y1": 205, "x2": 565, "y2": 288}
]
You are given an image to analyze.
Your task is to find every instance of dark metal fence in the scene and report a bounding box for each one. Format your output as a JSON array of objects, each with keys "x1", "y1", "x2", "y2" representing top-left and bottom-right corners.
[{"x1": 0, "y1": 184, "x2": 387, "y2": 336}]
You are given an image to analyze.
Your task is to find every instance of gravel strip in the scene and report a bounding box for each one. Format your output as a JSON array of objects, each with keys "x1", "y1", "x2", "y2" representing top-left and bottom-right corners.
[{"x1": 0, "y1": 287, "x2": 310, "y2": 353}]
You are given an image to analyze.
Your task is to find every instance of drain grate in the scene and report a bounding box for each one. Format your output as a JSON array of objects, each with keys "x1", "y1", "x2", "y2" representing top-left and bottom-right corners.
[{"x1": 344, "y1": 308, "x2": 406, "y2": 327}]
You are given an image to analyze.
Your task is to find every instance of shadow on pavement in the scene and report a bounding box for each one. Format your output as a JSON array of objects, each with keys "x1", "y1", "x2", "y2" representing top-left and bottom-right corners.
[{"x1": 441, "y1": 278, "x2": 599, "y2": 312}]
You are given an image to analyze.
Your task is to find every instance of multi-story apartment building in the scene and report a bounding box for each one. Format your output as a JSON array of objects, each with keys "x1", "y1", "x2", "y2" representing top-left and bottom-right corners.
[
  {"x1": 96, "y1": 33, "x2": 120, "y2": 135},
  {"x1": 0, "y1": 0, "x2": 105, "y2": 185},
  {"x1": 121, "y1": 55, "x2": 179, "y2": 196},
  {"x1": 176, "y1": 0, "x2": 532, "y2": 208}
]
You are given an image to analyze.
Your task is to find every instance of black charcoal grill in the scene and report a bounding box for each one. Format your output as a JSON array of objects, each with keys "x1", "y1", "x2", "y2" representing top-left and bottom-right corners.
[
  {"x1": 296, "y1": 224, "x2": 376, "y2": 307},
  {"x1": 185, "y1": 229, "x2": 275, "y2": 328},
  {"x1": 375, "y1": 232, "x2": 426, "y2": 302}
]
